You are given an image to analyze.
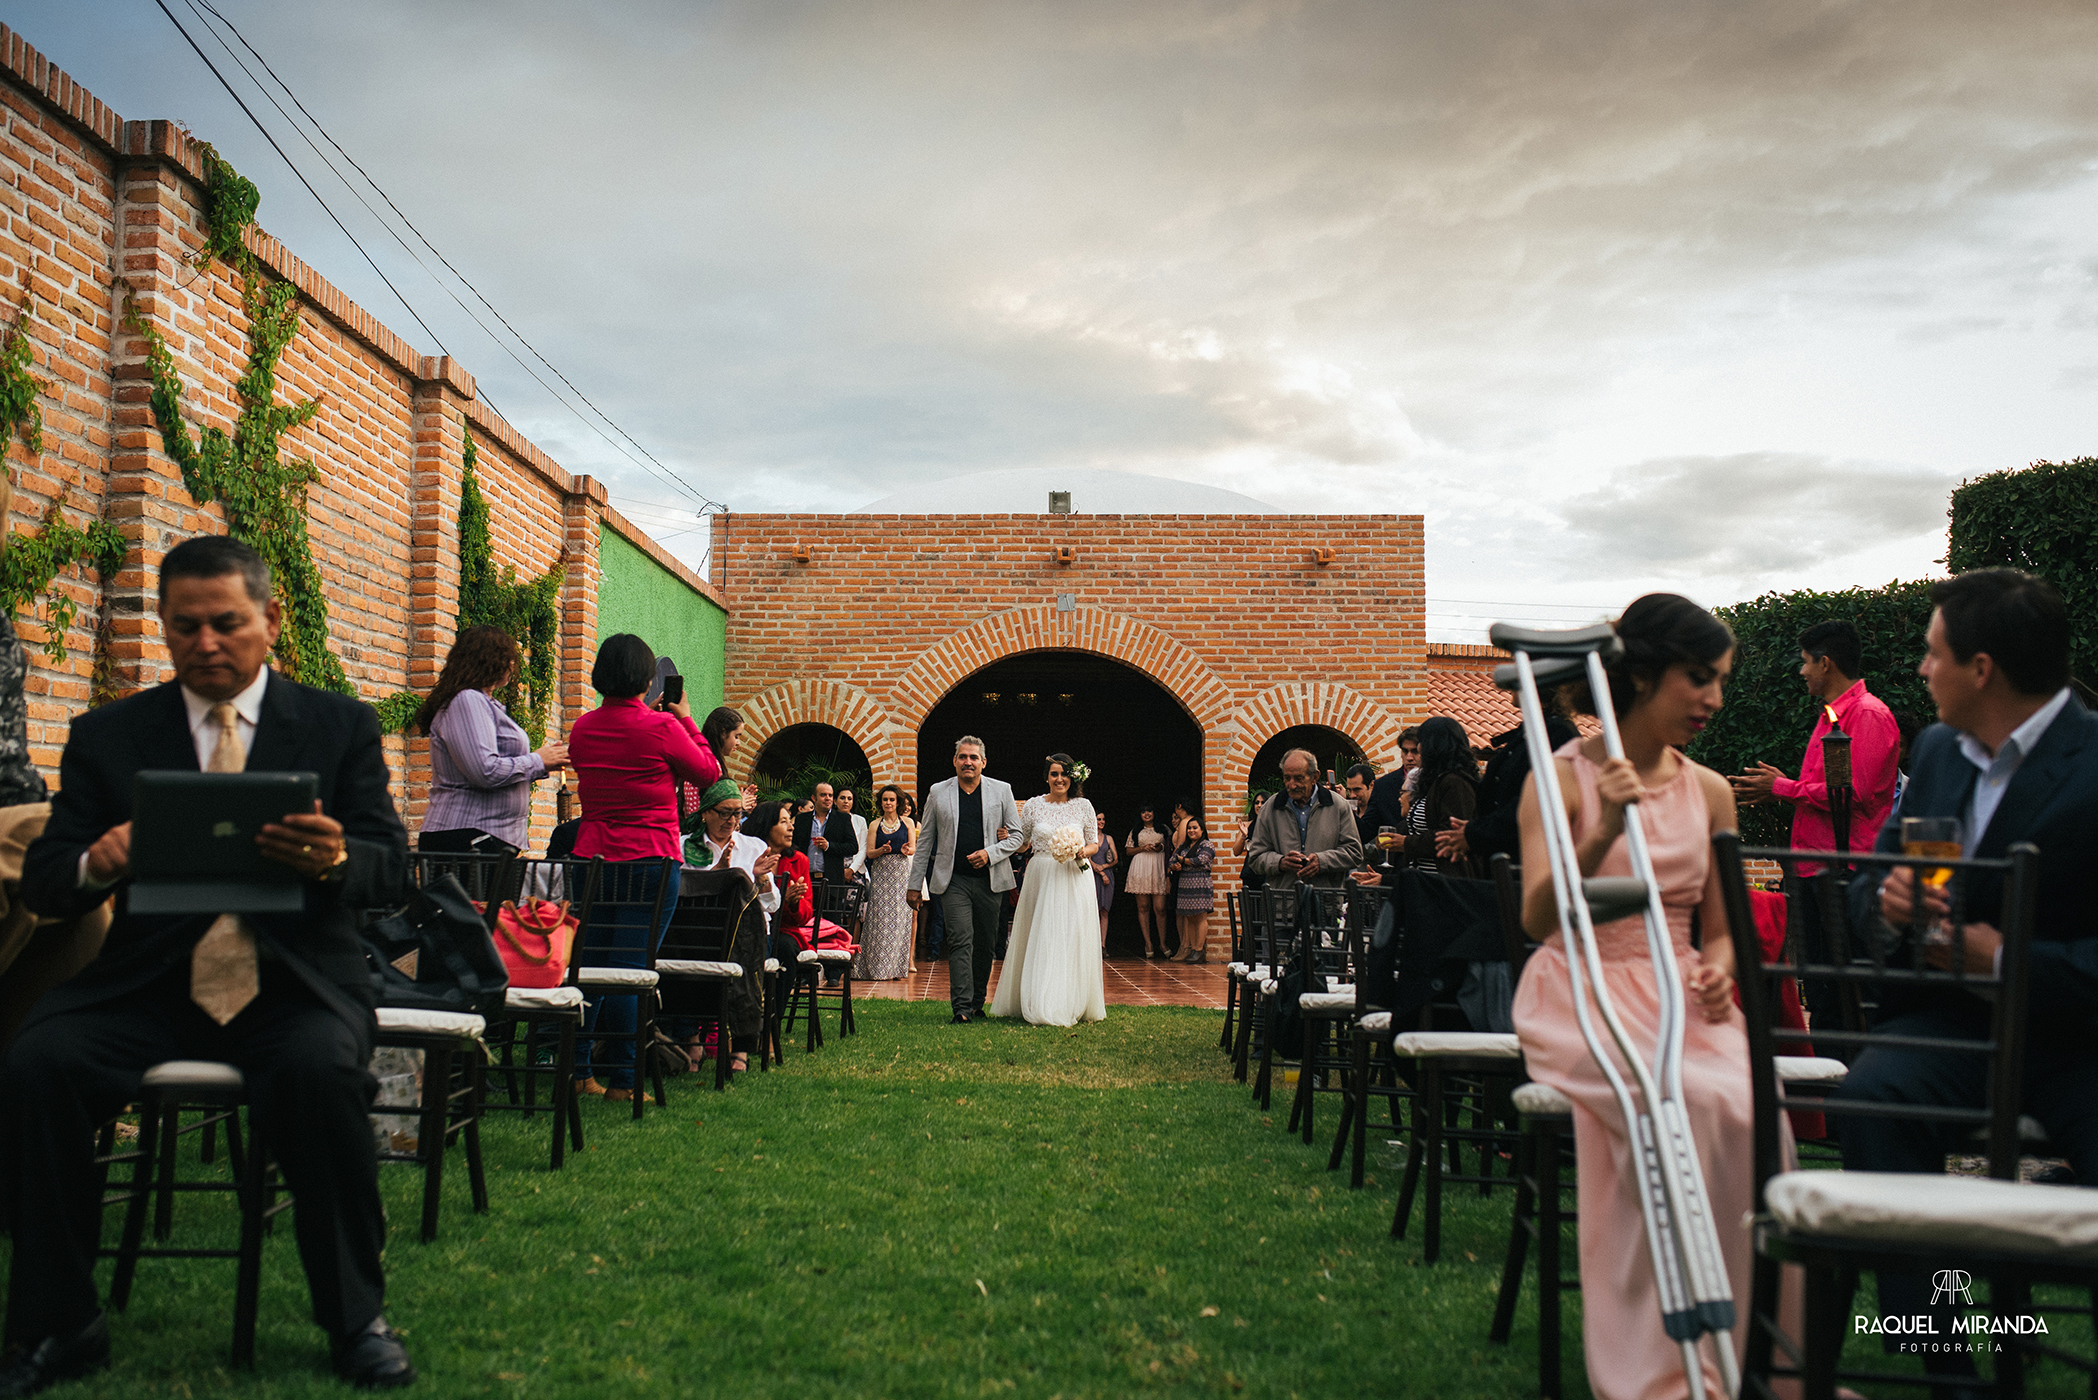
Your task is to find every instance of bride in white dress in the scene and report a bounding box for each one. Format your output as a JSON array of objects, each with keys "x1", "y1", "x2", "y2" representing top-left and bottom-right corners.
[{"x1": 989, "y1": 754, "x2": 1108, "y2": 1027}]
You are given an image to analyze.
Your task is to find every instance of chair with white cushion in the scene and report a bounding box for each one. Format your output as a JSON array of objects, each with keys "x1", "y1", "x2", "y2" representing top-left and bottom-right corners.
[
  {"x1": 784, "y1": 881, "x2": 867, "y2": 1051},
  {"x1": 427, "y1": 852, "x2": 600, "y2": 1168},
  {"x1": 1286, "y1": 886, "x2": 1357, "y2": 1146},
  {"x1": 1229, "y1": 888, "x2": 1276, "y2": 1086},
  {"x1": 573, "y1": 857, "x2": 680, "y2": 1119},
  {"x1": 96, "y1": 1061, "x2": 287, "y2": 1368},
  {"x1": 370, "y1": 1007, "x2": 490, "y2": 1243},
  {"x1": 1715, "y1": 832, "x2": 2095, "y2": 1399},
  {"x1": 657, "y1": 866, "x2": 764, "y2": 1089},
  {"x1": 1220, "y1": 891, "x2": 1247, "y2": 1054}
]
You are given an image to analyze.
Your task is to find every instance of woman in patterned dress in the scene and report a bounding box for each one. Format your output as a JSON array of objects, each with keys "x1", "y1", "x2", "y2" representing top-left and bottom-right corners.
[
  {"x1": 855, "y1": 784, "x2": 915, "y2": 980},
  {"x1": 1169, "y1": 816, "x2": 1215, "y2": 963}
]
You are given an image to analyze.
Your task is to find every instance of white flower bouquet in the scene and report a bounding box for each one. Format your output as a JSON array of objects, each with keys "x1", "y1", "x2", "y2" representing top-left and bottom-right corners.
[{"x1": 1047, "y1": 825, "x2": 1086, "y2": 865}]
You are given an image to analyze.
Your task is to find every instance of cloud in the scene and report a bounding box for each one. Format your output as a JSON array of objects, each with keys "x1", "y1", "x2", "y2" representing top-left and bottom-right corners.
[{"x1": 1554, "y1": 453, "x2": 1956, "y2": 579}]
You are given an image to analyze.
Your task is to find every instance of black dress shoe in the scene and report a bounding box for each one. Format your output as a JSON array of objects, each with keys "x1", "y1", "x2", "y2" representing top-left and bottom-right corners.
[
  {"x1": 332, "y1": 1317, "x2": 417, "y2": 1390},
  {"x1": 950, "y1": 1012, "x2": 970, "y2": 1024},
  {"x1": 0, "y1": 1312, "x2": 110, "y2": 1398}
]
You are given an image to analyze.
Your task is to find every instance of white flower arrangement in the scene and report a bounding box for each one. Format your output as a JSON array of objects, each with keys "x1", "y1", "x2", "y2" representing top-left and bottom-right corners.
[
  {"x1": 1047, "y1": 825, "x2": 1086, "y2": 865},
  {"x1": 1067, "y1": 760, "x2": 1091, "y2": 784}
]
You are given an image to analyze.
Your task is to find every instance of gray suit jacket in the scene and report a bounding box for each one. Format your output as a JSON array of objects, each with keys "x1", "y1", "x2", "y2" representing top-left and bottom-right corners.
[{"x1": 909, "y1": 776, "x2": 1026, "y2": 895}]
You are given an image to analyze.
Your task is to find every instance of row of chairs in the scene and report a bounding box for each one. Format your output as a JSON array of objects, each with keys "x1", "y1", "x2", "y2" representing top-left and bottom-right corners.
[
  {"x1": 1222, "y1": 836, "x2": 2094, "y2": 1399},
  {"x1": 93, "y1": 852, "x2": 867, "y2": 1370}
]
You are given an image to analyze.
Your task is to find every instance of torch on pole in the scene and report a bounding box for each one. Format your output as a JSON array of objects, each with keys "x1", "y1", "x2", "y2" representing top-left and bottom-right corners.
[{"x1": 1820, "y1": 705, "x2": 1852, "y2": 866}]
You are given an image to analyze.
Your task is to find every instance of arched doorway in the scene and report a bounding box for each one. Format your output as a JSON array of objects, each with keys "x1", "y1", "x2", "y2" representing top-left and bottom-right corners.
[
  {"x1": 916, "y1": 651, "x2": 1202, "y2": 955},
  {"x1": 1246, "y1": 724, "x2": 1364, "y2": 807},
  {"x1": 750, "y1": 723, "x2": 873, "y2": 801}
]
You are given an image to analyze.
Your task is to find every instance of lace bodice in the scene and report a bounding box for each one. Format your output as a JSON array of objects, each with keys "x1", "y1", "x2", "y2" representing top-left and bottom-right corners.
[{"x1": 1021, "y1": 795, "x2": 1096, "y2": 844}]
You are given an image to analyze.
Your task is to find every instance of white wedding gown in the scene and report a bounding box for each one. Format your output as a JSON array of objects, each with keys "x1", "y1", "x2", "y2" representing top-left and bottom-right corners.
[{"x1": 989, "y1": 795, "x2": 1107, "y2": 1027}]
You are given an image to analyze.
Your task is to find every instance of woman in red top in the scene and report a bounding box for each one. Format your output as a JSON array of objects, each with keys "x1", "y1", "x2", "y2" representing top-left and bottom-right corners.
[
  {"x1": 744, "y1": 801, "x2": 811, "y2": 955},
  {"x1": 567, "y1": 634, "x2": 723, "y2": 1098}
]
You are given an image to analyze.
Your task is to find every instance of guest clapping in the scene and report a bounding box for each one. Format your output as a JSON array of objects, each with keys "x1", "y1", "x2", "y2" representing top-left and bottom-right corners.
[
  {"x1": 1168, "y1": 816, "x2": 1215, "y2": 963},
  {"x1": 416, "y1": 625, "x2": 567, "y2": 855}
]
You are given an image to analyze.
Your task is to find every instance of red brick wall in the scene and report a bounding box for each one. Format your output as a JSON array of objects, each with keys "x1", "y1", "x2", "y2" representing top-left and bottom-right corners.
[
  {"x1": 0, "y1": 24, "x2": 675, "y2": 852},
  {"x1": 712, "y1": 512, "x2": 1427, "y2": 890}
]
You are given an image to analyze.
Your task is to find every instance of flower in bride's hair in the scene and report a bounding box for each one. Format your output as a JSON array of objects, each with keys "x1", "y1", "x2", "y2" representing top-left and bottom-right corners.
[{"x1": 1068, "y1": 761, "x2": 1091, "y2": 783}]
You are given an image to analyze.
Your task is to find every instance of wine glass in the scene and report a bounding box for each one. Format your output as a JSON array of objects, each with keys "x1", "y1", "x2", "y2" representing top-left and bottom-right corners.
[{"x1": 1900, "y1": 816, "x2": 1963, "y2": 945}]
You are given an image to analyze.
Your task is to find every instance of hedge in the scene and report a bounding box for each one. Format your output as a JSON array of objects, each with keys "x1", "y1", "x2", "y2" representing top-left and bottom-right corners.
[
  {"x1": 1686, "y1": 582, "x2": 1938, "y2": 844},
  {"x1": 1946, "y1": 456, "x2": 2098, "y2": 688}
]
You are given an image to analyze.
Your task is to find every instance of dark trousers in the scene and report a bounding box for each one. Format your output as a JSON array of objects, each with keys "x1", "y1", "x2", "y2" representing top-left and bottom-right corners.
[
  {"x1": 1782, "y1": 872, "x2": 1838, "y2": 1029},
  {"x1": 940, "y1": 876, "x2": 1000, "y2": 1016},
  {"x1": 1839, "y1": 1007, "x2": 2098, "y2": 1364},
  {"x1": 2, "y1": 963, "x2": 386, "y2": 1347}
]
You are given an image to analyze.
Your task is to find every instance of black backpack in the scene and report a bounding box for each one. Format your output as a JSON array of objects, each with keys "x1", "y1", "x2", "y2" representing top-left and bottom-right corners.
[{"x1": 360, "y1": 874, "x2": 510, "y2": 1020}]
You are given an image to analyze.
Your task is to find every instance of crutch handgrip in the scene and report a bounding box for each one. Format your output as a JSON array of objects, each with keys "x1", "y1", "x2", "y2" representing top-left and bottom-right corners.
[
  {"x1": 1492, "y1": 655, "x2": 1587, "y2": 692},
  {"x1": 1581, "y1": 877, "x2": 1652, "y2": 925},
  {"x1": 1488, "y1": 620, "x2": 1624, "y2": 661}
]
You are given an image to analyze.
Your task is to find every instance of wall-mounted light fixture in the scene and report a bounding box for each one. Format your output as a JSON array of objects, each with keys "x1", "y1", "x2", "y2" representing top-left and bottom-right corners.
[
  {"x1": 1048, "y1": 491, "x2": 1072, "y2": 514},
  {"x1": 1016, "y1": 692, "x2": 1038, "y2": 706},
  {"x1": 1054, "y1": 546, "x2": 1078, "y2": 566},
  {"x1": 981, "y1": 692, "x2": 1001, "y2": 706}
]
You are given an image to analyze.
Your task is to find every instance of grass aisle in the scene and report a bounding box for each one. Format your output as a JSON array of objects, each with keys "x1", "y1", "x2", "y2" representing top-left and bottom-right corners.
[
  {"x1": 22, "y1": 1003, "x2": 2090, "y2": 1397},
  {"x1": 9, "y1": 1003, "x2": 1547, "y2": 1398}
]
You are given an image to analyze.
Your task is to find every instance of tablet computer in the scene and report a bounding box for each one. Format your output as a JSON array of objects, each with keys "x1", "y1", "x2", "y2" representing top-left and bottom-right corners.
[{"x1": 128, "y1": 770, "x2": 320, "y2": 915}]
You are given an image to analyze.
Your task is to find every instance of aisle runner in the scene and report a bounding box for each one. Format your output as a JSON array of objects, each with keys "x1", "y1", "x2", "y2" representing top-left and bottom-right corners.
[{"x1": 856, "y1": 957, "x2": 1227, "y2": 1009}]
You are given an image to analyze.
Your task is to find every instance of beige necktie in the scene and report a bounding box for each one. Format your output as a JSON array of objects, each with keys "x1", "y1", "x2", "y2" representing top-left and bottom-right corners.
[{"x1": 190, "y1": 701, "x2": 258, "y2": 1025}]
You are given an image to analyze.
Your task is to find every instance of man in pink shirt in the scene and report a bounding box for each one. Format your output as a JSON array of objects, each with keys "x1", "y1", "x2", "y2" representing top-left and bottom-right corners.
[{"x1": 1731, "y1": 619, "x2": 1901, "y2": 1022}]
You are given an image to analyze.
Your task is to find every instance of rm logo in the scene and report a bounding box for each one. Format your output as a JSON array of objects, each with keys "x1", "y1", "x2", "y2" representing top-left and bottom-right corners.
[{"x1": 1932, "y1": 1269, "x2": 1975, "y2": 1306}]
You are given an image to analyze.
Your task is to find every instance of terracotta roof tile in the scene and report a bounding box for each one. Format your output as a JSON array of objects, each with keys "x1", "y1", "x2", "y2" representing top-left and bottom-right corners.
[{"x1": 1420, "y1": 643, "x2": 1598, "y2": 745}]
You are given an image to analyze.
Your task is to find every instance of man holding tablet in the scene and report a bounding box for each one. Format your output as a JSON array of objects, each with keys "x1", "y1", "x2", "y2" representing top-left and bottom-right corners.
[{"x1": 1, "y1": 536, "x2": 412, "y2": 1394}]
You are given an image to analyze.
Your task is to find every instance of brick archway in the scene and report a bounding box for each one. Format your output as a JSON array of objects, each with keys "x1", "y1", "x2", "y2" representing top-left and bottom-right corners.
[
  {"x1": 888, "y1": 605, "x2": 1235, "y2": 733},
  {"x1": 1216, "y1": 681, "x2": 1403, "y2": 802},
  {"x1": 724, "y1": 678, "x2": 901, "y2": 787}
]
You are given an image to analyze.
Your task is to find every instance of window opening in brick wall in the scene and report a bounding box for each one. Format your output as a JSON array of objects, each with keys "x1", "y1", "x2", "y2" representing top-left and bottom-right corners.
[
  {"x1": 1247, "y1": 725, "x2": 1365, "y2": 809},
  {"x1": 750, "y1": 723, "x2": 873, "y2": 802}
]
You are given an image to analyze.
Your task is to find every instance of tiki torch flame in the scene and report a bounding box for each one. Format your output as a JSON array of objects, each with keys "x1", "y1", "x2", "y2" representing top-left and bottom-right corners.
[{"x1": 1824, "y1": 705, "x2": 1840, "y2": 725}]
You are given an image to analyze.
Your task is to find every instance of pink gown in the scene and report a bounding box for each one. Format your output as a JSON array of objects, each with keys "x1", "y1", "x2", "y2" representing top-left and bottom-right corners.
[{"x1": 1512, "y1": 741, "x2": 1785, "y2": 1400}]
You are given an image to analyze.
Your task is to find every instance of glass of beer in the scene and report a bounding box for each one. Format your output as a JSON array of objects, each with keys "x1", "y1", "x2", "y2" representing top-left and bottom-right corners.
[
  {"x1": 1900, "y1": 816, "x2": 1963, "y2": 943},
  {"x1": 1377, "y1": 825, "x2": 1400, "y2": 852}
]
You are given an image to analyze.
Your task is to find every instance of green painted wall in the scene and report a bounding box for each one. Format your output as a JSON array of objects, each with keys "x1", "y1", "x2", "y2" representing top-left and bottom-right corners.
[{"x1": 595, "y1": 524, "x2": 727, "y2": 714}]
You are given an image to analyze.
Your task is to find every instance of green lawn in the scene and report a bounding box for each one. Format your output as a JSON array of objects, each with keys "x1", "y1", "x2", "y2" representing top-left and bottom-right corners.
[{"x1": 7, "y1": 1004, "x2": 2092, "y2": 1397}]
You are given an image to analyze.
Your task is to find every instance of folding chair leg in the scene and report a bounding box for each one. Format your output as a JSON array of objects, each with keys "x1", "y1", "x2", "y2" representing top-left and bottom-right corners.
[
  {"x1": 560, "y1": 1019, "x2": 584, "y2": 1157},
  {"x1": 1349, "y1": 1033, "x2": 1373, "y2": 1187},
  {"x1": 841, "y1": 972, "x2": 855, "y2": 1036},
  {"x1": 1801, "y1": 1264, "x2": 1840, "y2": 1400},
  {"x1": 231, "y1": 1113, "x2": 266, "y2": 1369},
  {"x1": 1393, "y1": 1091, "x2": 1424, "y2": 1242},
  {"x1": 1537, "y1": 1126, "x2": 1565, "y2": 1400},
  {"x1": 1422, "y1": 1063, "x2": 1445, "y2": 1263},
  {"x1": 1328, "y1": 1031, "x2": 1360, "y2": 1174},
  {"x1": 464, "y1": 1059, "x2": 489, "y2": 1214},
  {"x1": 109, "y1": 1101, "x2": 160, "y2": 1310},
  {"x1": 638, "y1": 993, "x2": 661, "y2": 1118},
  {"x1": 1489, "y1": 1131, "x2": 1535, "y2": 1344},
  {"x1": 1219, "y1": 979, "x2": 1235, "y2": 1051},
  {"x1": 417, "y1": 1044, "x2": 452, "y2": 1244},
  {"x1": 1255, "y1": 1001, "x2": 1275, "y2": 1110},
  {"x1": 152, "y1": 1100, "x2": 180, "y2": 1241}
]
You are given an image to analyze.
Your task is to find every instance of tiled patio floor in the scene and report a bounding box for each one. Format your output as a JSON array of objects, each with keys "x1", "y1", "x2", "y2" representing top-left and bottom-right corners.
[{"x1": 855, "y1": 953, "x2": 1227, "y2": 1009}]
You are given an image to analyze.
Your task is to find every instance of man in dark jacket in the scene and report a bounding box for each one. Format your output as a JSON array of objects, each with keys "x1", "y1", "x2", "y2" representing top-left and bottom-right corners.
[
  {"x1": 1838, "y1": 569, "x2": 2098, "y2": 1385},
  {"x1": 0, "y1": 537, "x2": 413, "y2": 1395},
  {"x1": 792, "y1": 781, "x2": 860, "y2": 886}
]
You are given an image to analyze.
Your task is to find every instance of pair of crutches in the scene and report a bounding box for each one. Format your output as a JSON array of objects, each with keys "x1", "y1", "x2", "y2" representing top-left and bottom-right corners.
[{"x1": 1491, "y1": 621, "x2": 1739, "y2": 1400}]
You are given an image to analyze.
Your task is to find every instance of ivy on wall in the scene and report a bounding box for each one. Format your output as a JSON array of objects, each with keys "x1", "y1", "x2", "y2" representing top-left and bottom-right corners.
[
  {"x1": 126, "y1": 140, "x2": 353, "y2": 696},
  {"x1": 0, "y1": 294, "x2": 125, "y2": 664},
  {"x1": 458, "y1": 429, "x2": 562, "y2": 746}
]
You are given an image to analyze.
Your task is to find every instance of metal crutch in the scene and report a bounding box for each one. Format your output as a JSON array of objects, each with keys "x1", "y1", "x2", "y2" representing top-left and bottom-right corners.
[{"x1": 1490, "y1": 622, "x2": 1740, "y2": 1400}]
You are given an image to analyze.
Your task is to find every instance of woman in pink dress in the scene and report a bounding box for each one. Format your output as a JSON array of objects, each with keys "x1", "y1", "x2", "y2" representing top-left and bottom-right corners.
[{"x1": 1512, "y1": 594, "x2": 1793, "y2": 1400}]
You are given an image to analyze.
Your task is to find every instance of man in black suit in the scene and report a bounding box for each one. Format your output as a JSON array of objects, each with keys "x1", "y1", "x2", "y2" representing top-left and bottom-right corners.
[
  {"x1": 792, "y1": 780, "x2": 859, "y2": 886},
  {"x1": 1360, "y1": 727, "x2": 1419, "y2": 855},
  {"x1": 1838, "y1": 568, "x2": 2098, "y2": 1384},
  {"x1": 0, "y1": 537, "x2": 413, "y2": 1395}
]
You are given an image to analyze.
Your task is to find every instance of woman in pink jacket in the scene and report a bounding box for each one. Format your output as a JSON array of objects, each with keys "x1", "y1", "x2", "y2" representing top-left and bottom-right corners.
[{"x1": 567, "y1": 634, "x2": 722, "y2": 1099}]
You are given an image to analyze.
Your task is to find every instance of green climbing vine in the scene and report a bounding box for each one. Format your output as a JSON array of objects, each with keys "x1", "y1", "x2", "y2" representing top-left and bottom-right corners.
[
  {"x1": 126, "y1": 283, "x2": 347, "y2": 694},
  {"x1": 189, "y1": 140, "x2": 260, "y2": 273},
  {"x1": 0, "y1": 497, "x2": 125, "y2": 665},
  {"x1": 0, "y1": 294, "x2": 125, "y2": 664},
  {"x1": 457, "y1": 429, "x2": 562, "y2": 746}
]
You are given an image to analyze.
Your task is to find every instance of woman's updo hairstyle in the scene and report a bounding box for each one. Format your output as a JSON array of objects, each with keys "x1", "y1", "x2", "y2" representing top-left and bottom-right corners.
[{"x1": 1578, "y1": 593, "x2": 1734, "y2": 719}]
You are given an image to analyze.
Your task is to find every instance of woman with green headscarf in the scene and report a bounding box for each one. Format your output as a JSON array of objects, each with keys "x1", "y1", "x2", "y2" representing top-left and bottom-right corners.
[{"x1": 679, "y1": 777, "x2": 779, "y2": 1075}]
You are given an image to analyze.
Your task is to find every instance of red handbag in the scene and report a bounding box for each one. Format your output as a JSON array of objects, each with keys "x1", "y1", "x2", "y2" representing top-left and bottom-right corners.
[{"x1": 492, "y1": 899, "x2": 578, "y2": 989}]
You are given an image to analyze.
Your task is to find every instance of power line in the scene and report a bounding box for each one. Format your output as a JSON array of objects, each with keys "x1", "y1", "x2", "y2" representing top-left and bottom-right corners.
[
  {"x1": 184, "y1": 0, "x2": 724, "y2": 515},
  {"x1": 149, "y1": 0, "x2": 453, "y2": 357}
]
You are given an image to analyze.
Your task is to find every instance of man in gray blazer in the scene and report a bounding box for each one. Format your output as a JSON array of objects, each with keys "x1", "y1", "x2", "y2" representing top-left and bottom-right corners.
[{"x1": 907, "y1": 735, "x2": 1024, "y2": 1022}]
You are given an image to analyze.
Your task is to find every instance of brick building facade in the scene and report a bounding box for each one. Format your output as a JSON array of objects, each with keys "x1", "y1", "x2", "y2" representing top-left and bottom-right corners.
[
  {"x1": 0, "y1": 25, "x2": 723, "y2": 849},
  {"x1": 710, "y1": 511, "x2": 1426, "y2": 891}
]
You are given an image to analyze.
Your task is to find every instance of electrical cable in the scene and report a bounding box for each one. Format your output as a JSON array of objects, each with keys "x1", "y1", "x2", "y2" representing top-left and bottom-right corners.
[{"x1": 184, "y1": 0, "x2": 724, "y2": 514}]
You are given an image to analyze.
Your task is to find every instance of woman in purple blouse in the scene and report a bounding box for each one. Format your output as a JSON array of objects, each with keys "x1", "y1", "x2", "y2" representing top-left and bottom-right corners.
[{"x1": 415, "y1": 626, "x2": 569, "y2": 854}]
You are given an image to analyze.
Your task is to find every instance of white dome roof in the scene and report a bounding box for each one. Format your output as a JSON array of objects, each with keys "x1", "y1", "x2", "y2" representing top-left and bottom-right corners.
[{"x1": 854, "y1": 467, "x2": 1279, "y2": 515}]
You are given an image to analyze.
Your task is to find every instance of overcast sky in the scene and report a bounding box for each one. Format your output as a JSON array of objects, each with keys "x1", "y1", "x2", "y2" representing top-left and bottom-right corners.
[{"x1": 16, "y1": 1, "x2": 2097, "y2": 639}]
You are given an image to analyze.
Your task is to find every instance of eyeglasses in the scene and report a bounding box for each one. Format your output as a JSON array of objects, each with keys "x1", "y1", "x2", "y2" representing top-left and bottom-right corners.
[{"x1": 708, "y1": 806, "x2": 742, "y2": 820}]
